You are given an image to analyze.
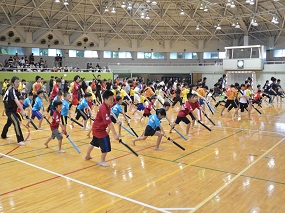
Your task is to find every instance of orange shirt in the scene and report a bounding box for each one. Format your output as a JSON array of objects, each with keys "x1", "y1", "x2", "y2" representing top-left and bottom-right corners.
[
  {"x1": 196, "y1": 88, "x2": 206, "y2": 97},
  {"x1": 145, "y1": 87, "x2": 154, "y2": 98},
  {"x1": 227, "y1": 87, "x2": 237, "y2": 100}
]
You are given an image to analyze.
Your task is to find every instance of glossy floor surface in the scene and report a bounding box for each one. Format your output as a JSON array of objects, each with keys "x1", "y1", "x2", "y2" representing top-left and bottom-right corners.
[{"x1": 1, "y1": 100, "x2": 285, "y2": 213}]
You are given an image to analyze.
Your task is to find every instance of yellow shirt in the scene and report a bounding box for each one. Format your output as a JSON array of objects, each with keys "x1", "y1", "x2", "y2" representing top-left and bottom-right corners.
[
  {"x1": 18, "y1": 82, "x2": 23, "y2": 91},
  {"x1": 68, "y1": 82, "x2": 74, "y2": 93},
  {"x1": 87, "y1": 86, "x2": 95, "y2": 100},
  {"x1": 2, "y1": 82, "x2": 7, "y2": 90},
  {"x1": 130, "y1": 89, "x2": 135, "y2": 96},
  {"x1": 120, "y1": 89, "x2": 127, "y2": 99},
  {"x1": 182, "y1": 88, "x2": 190, "y2": 102},
  {"x1": 140, "y1": 95, "x2": 146, "y2": 103}
]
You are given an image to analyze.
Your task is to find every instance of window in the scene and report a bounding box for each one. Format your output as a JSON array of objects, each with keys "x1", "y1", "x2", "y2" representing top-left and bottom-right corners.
[
  {"x1": 39, "y1": 48, "x2": 48, "y2": 56},
  {"x1": 104, "y1": 51, "x2": 112, "y2": 58},
  {"x1": 203, "y1": 52, "x2": 219, "y2": 59},
  {"x1": 48, "y1": 49, "x2": 57, "y2": 56},
  {"x1": 137, "y1": 52, "x2": 144, "y2": 59},
  {"x1": 219, "y1": 52, "x2": 226, "y2": 59},
  {"x1": 0, "y1": 46, "x2": 8, "y2": 54},
  {"x1": 6, "y1": 47, "x2": 24, "y2": 55},
  {"x1": 273, "y1": 49, "x2": 285, "y2": 57},
  {"x1": 152, "y1": 52, "x2": 164, "y2": 59},
  {"x1": 69, "y1": 50, "x2": 76, "y2": 57},
  {"x1": 32, "y1": 48, "x2": 40, "y2": 56},
  {"x1": 112, "y1": 52, "x2": 119, "y2": 58},
  {"x1": 170, "y1": 52, "x2": 177, "y2": 59},
  {"x1": 69, "y1": 50, "x2": 84, "y2": 57},
  {"x1": 137, "y1": 51, "x2": 164, "y2": 59},
  {"x1": 119, "y1": 51, "x2": 132, "y2": 58},
  {"x1": 192, "y1": 53, "x2": 198, "y2": 59},
  {"x1": 84, "y1": 50, "x2": 98, "y2": 58}
]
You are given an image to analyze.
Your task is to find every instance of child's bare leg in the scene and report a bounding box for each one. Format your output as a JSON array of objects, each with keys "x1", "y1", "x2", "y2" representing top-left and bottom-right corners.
[
  {"x1": 132, "y1": 135, "x2": 147, "y2": 145},
  {"x1": 44, "y1": 137, "x2": 52, "y2": 148},
  {"x1": 154, "y1": 132, "x2": 163, "y2": 150},
  {"x1": 85, "y1": 144, "x2": 94, "y2": 160},
  {"x1": 83, "y1": 120, "x2": 87, "y2": 129},
  {"x1": 118, "y1": 125, "x2": 122, "y2": 136},
  {"x1": 96, "y1": 153, "x2": 109, "y2": 167},
  {"x1": 58, "y1": 139, "x2": 65, "y2": 152},
  {"x1": 186, "y1": 123, "x2": 191, "y2": 135},
  {"x1": 87, "y1": 129, "x2": 92, "y2": 137}
]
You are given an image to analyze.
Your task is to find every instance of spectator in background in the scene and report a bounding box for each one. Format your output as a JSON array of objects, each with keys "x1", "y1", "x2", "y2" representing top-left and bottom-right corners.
[
  {"x1": 29, "y1": 53, "x2": 34, "y2": 65},
  {"x1": 58, "y1": 54, "x2": 62, "y2": 67}
]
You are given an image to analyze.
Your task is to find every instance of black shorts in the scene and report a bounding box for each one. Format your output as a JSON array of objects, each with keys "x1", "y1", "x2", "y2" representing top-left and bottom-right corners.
[
  {"x1": 90, "y1": 135, "x2": 111, "y2": 153},
  {"x1": 224, "y1": 100, "x2": 237, "y2": 108},
  {"x1": 143, "y1": 113, "x2": 151, "y2": 117},
  {"x1": 61, "y1": 115, "x2": 68, "y2": 125},
  {"x1": 16, "y1": 112, "x2": 24, "y2": 121},
  {"x1": 144, "y1": 125, "x2": 160, "y2": 136},
  {"x1": 75, "y1": 109, "x2": 88, "y2": 121},
  {"x1": 189, "y1": 113, "x2": 196, "y2": 120},
  {"x1": 111, "y1": 116, "x2": 117, "y2": 123},
  {"x1": 239, "y1": 103, "x2": 248, "y2": 112},
  {"x1": 175, "y1": 116, "x2": 190, "y2": 124},
  {"x1": 130, "y1": 96, "x2": 134, "y2": 102}
]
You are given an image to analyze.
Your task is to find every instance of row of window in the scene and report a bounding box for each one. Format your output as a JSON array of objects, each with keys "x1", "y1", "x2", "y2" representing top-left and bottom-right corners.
[{"x1": 2, "y1": 46, "x2": 285, "y2": 59}]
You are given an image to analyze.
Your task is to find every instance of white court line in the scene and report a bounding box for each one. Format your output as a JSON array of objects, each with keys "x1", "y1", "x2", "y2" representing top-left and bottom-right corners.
[
  {"x1": 0, "y1": 152, "x2": 171, "y2": 213},
  {"x1": 161, "y1": 208, "x2": 195, "y2": 211},
  {"x1": 190, "y1": 136, "x2": 285, "y2": 213}
]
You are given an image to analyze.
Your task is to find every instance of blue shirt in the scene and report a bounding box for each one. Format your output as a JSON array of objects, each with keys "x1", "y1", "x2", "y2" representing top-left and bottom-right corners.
[
  {"x1": 111, "y1": 103, "x2": 122, "y2": 118},
  {"x1": 61, "y1": 99, "x2": 69, "y2": 116},
  {"x1": 147, "y1": 114, "x2": 161, "y2": 130},
  {"x1": 23, "y1": 97, "x2": 32, "y2": 107},
  {"x1": 51, "y1": 96, "x2": 59, "y2": 106},
  {"x1": 32, "y1": 96, "x2": 43, "y2": 111},
  {"x1": 77, "y1": 98, "x2": 88, "y2": 111}
]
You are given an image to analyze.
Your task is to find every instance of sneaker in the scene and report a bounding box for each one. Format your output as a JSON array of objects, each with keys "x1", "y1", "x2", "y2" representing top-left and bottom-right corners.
[
  {"x1": 18, "y1": 141, "x2": 25, "y2": 146},
  {"x1": 1, "y1": 136, "x2": 9, "y2": 139},
  {"x1": 96, "y1": 162, "x2": 109, "y2": 167},
  {"x1": 57, "y1": 149, "x2": 66, "y2": 153}
]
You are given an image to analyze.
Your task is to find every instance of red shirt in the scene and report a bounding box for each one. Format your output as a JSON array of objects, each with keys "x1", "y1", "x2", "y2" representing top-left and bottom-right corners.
[
  {"x1": 254, "y1": 92, "x2": 262, "y2": 100},
  {"x1": 17, "y1": 102, "x2": 23, "y2": 113},
  {"x1": 50, "y1": 84, "x2": 59, "y2": 100},
  {"x1": 72, "y1": 82, "x2": 79, "y2": 99},
  {"x1": 92, "y1": 102, "x2": 112, "y2": 138},
  {"x1": 50, "y1": 110, "x2": 61, "y2": 130},
  {"x1": 144, "y1": 102, "x2": 153, "y2": 114},
  {"x1": 189, "y1": 101, "x2": 200, "y2": 111},
  {"x1": 178, "y1": 101, "x2": 193, "y2": 117}
]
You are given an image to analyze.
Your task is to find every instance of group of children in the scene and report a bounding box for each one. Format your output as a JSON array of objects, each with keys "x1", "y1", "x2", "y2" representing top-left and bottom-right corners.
[{"x1": 2, "y1": 74, "x2": 283, "y2": 167}]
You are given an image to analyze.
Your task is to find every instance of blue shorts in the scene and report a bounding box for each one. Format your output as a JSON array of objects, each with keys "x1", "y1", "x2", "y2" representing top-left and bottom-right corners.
[
  {"x1": 136, "y1": 103, "x2": 145, "y2": 111},
  {"x1": 31, "y1": 110, "x2": 43, "y2": 120},
  {"x1": 90, "y1": 135, "x2": 111, "y2": 153},
  {"x1": 124, "y1": 96, "x2": 130, "y2": 101},
  {"x1": 199, "y1": 99, "x2": 205, "y2": 105}
]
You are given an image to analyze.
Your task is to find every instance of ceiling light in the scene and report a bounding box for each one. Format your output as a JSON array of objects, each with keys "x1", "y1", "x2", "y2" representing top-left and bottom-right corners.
[
  {"x1": 204, "y1": 5, "x2": 208, "y2": 11},
  {"x1": 246, "y1": 0, "x2": 250, "y2": 2},
  {"x1": 196, "y1": 25, "x2": 200, "y2": 30},
  {"x1": 141, "y1": 11, "x2": 145, "y2": 19},
  {"x1": 235, "y1": 22, "x2": 240, "y2": 28},
  {"x1": 54, "y1": 0, "x2": 60, "y2": 3},
  {"x1": 251, "y1": 18, "x2": 258, "y2": 26},
  {"x1": 200, "y1": 3, "x2": 204, "y2": 9},
  {"x1": 226, "y1": 0, "x2": 232, "y2": 6},
  {"x1": 231, "y1": 22, "x2": 236, "y2": 27},
  {"x1": 63, "y1": 0, "x2": 69, "y2": 5},
  {"x1": 111, "y1": 7, "x2": 116, "y2": 13},
  {"x1": 127, "y1": 3, "x2": 132, "y2": 10},
  {"x1": 104, "y1": 6, "x2": 109, "y2": 12},
  {"x1": 145, "y1": 13, "x2": 150, "y2": 20},
  {"x1": 180, "y1": 9, "x2": 185, "y2": 16},
  {"x1": 151, "y1": 1, "x2": 157, "y2": 6},
  {"x1": 146, "y1": 0, "x2": 151, "y2": 2},
  {"x1": 121, "y1": 2, "x2": 126, "y2": 8},
  {"x1": 216, "y1": 24, "x2": 221, "y2": 30},
  {"x1": 249, "y1": 0, "x2": 254, "y2": 5},
  {"x1": 230, "y1": 2, "x2": 236, "y2": 8},
  {"x1": 272, "y1": 15, "x2": 279, "y2": 24}
]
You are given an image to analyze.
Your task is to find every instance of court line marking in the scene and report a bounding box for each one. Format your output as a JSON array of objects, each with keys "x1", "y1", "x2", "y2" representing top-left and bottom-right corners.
[
  {"x1": 0, "y1": 145, "x2": 20, "y2": 158},
  {"x1": 190, "y1": 136, "x2": 285, "y2": 212},
  {"x1": 89, "y1": 151, "x2": 214, "y2": 213},
  {"x1": 160, "y1": 208, "x2": 195, "y2": 210},
  {"x1": 0, "y1": 152, "x2": 171, "y2": 213}
]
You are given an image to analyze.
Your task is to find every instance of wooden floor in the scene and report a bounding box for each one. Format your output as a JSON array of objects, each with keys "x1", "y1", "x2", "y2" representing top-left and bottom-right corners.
[{"x1": 1, "y1": 99, "x2": 285, "y2": 213}]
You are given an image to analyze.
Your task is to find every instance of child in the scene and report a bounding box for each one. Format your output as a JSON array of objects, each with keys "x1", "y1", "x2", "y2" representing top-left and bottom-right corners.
[
  {"x1": 110, "y1": 96, "x2": 128, "y2": 137},
  {"x1": 170, "y1": 93, "x2": 197, "y2": 136},
  {"x1": 23, "y1": 92, "x2": 33, "y2": 117},
  {"x1": 85, "y1": 90, "x2": 119, "y2": 167},
  {"x1": 16, "y1": 96, "x2": 25, "y2": 124},
  {"x1": 71, "y1": 92, "x2": 93, "y2": 130},
  {"x1": 61, "y1": 93, "x2": 71, "y2": 134},
  {"x1": 132, "y1": 91, "x2": 146, "y2": 115},
  {"x1": 50, "y1": 91, "x2": 63, "y2": 117},
  {"x1": 140, "y1": 96, "x2": 155, "y2": 121},
  {"x1": 30, "y1": 90, "x2": 44, "y2": 129},
  {"x1": 44, "y1": 100, "x2": 65, "y2": 153},
  {"x1": 215, "y1": 88, "x2": 227, "y2": 108},
  {"x1": 132, "y1": 108, "x2": 166, "y2": 150}
]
